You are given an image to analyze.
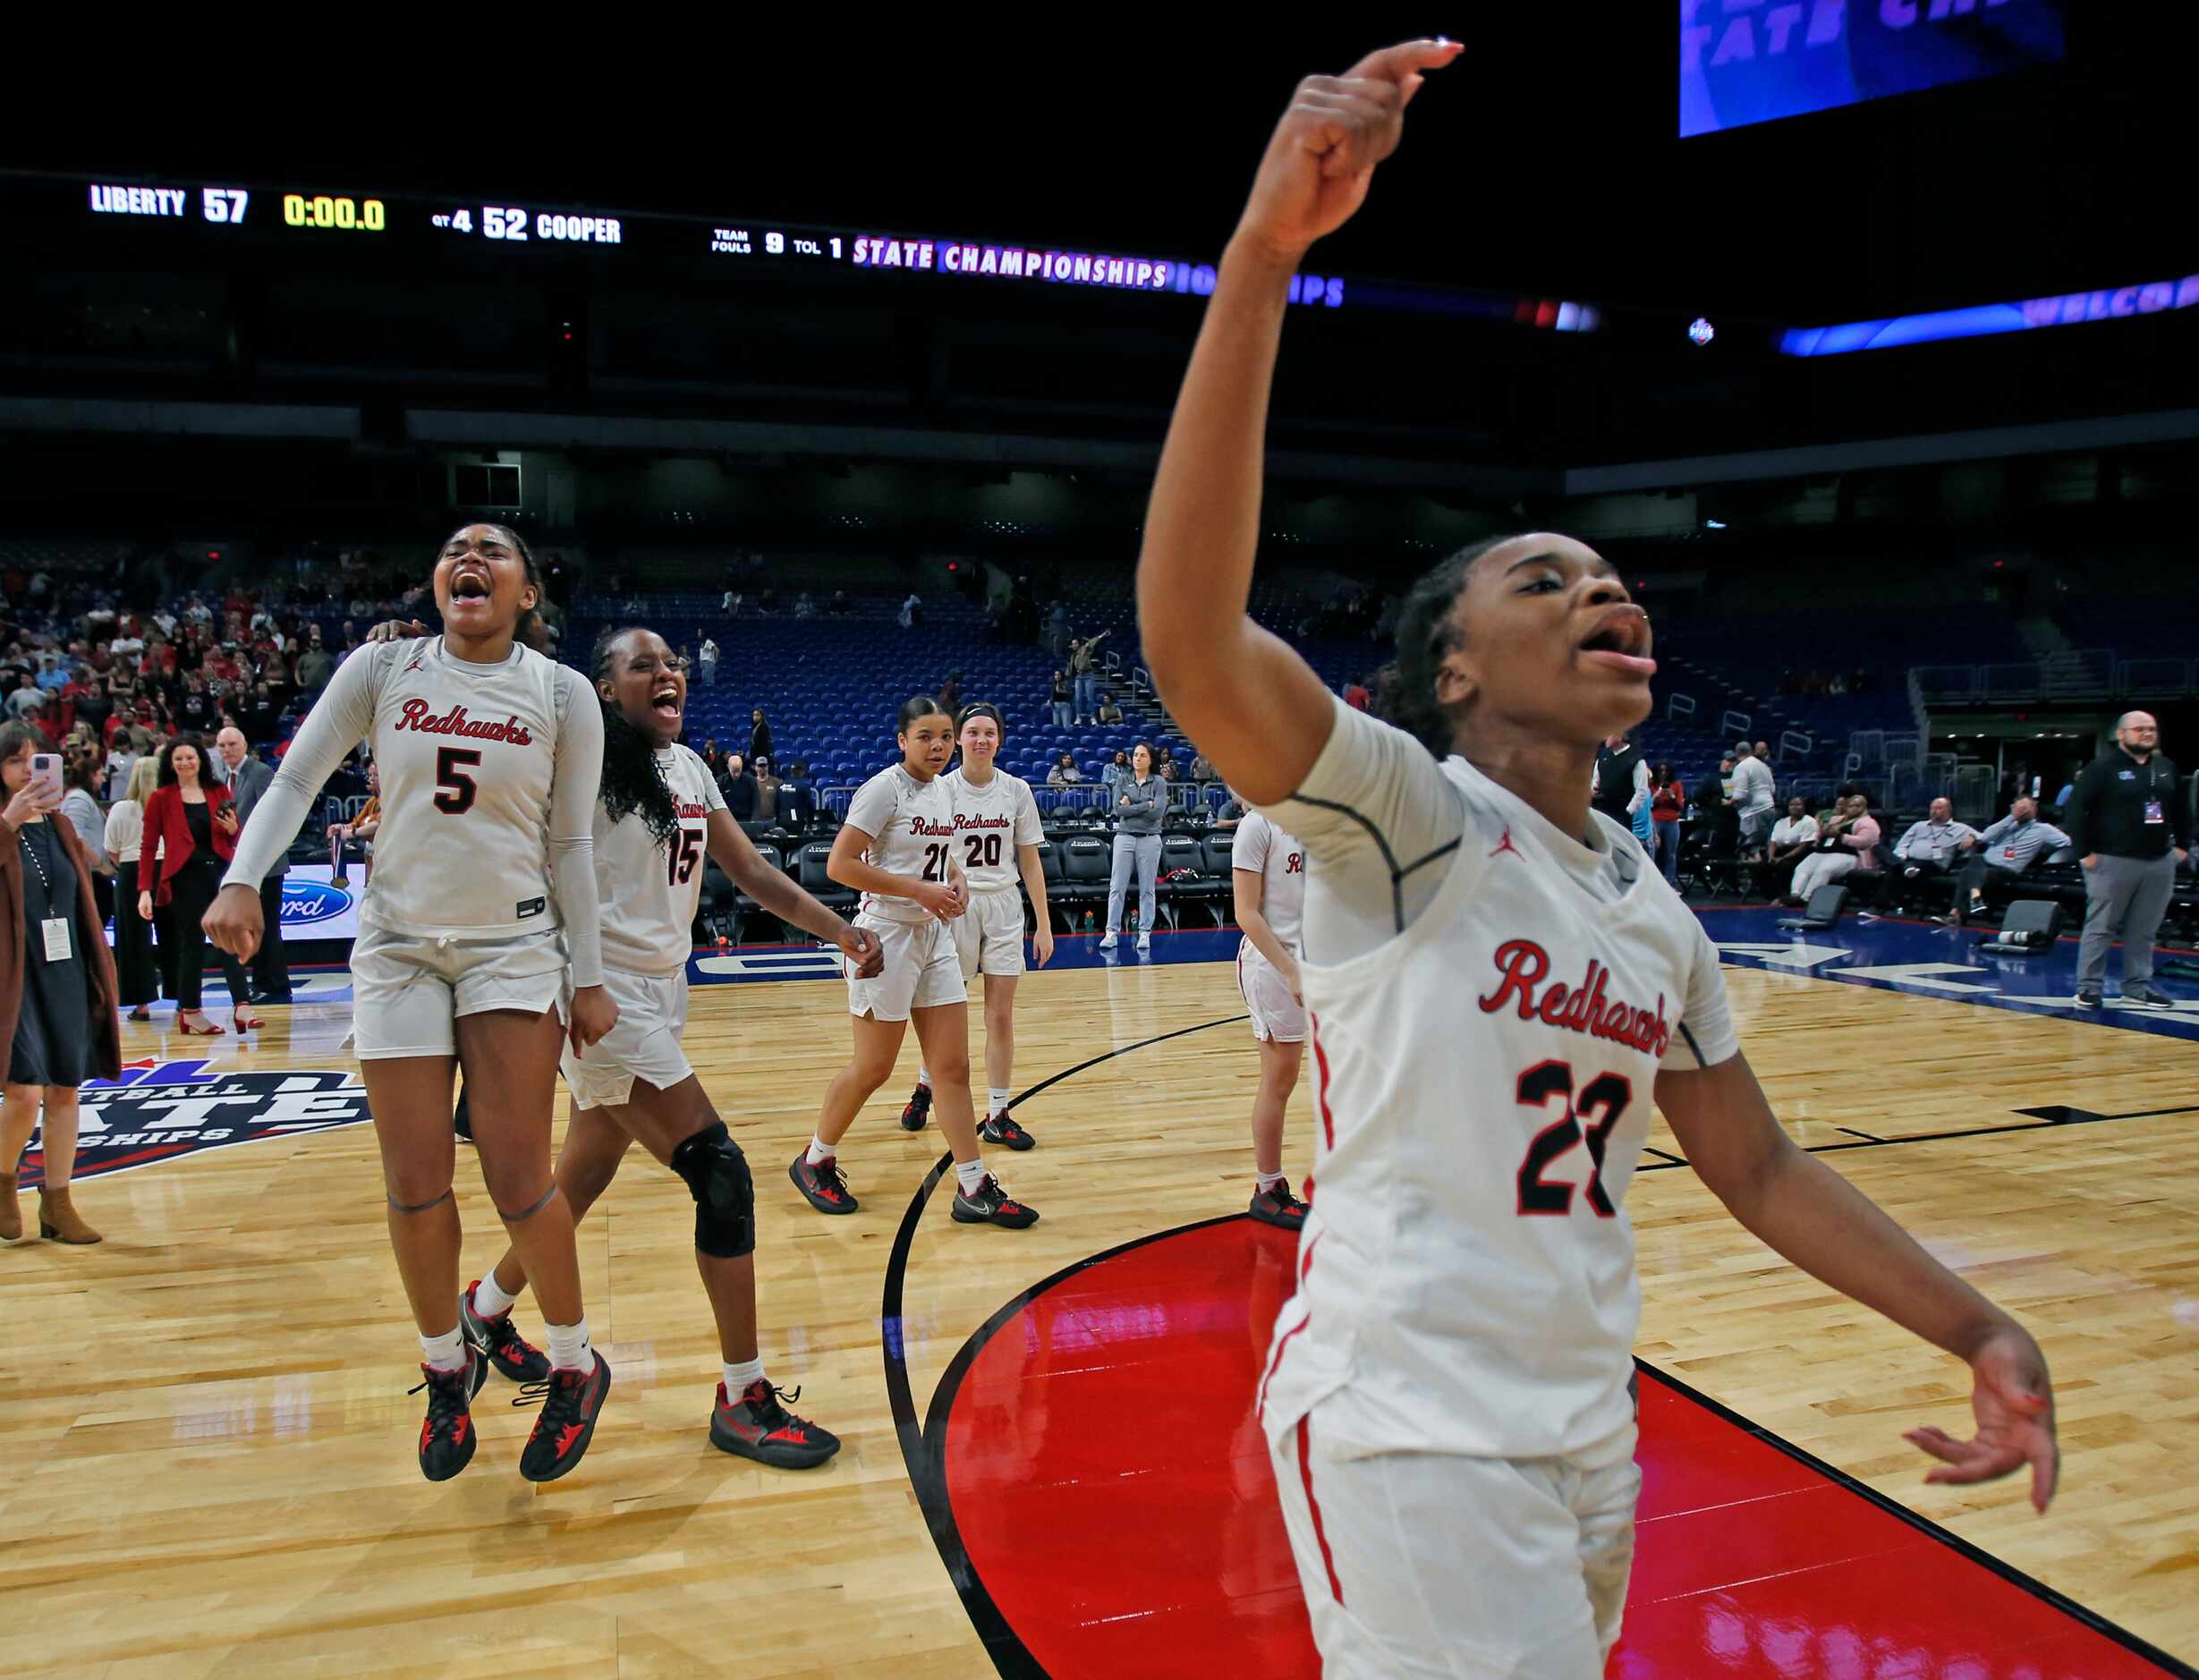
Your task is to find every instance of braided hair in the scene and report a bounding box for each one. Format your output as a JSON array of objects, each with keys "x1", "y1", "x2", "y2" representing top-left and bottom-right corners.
[
  {"x1": 1381, "y1": 532, "x2": 1528, "y2": 758},
  {"x1": 590, "y1": 625, "x2": 682, "y2": 850}
]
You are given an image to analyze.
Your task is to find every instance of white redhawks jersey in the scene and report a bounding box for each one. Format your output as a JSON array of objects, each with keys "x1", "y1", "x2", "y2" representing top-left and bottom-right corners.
[
  {"x1": 845, "y1": 762, "x2": 957, "y2": 924},
  {"x1": 939, "y1": 766, "x2": 1042, "y2": 893},
  {"x1": 1231, "y1": 811, "x2": 1306, "y2": 957},
  {"x1": 1259, "y1": 754, "x2": 1737, "y2": 1461},
  {"x1": 598, "y1": 744, "x2": 726, "y2": 976}
]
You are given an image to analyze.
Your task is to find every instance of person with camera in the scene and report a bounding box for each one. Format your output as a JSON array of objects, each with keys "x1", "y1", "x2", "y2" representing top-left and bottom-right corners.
[{"x1": 0, "y1": 722, "x2": 123, "y2": 1243}]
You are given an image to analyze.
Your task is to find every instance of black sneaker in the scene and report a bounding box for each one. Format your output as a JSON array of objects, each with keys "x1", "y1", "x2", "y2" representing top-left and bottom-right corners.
[
  {"x1": 517, "y1": 1352, "x2": 611, "y2": 1483},
  {"x1": 461, "y1": 1280, "x2": 551, "y2": 1383},
  {"x1": 899, "y1": 1083, "x2": 932, "y2": 1132},
  {"x1": 951, "y1": 1173, "x2": 1040, "y2": 1228},
  {"x1": 709, "y1": 1379, "x2": 841, "y2": 1469},
  {"x1": 978, "y1": 1111, "x2": 1036, "y2": 1150},
  {"x1": 2074, "y1": 987, "x2": 2102, "y2": 1010},
  {"x1": 409, "y1": 1349, "x2": 489, "y2": 1482},
  {"x1": 789, "y1": 1150, "x2": 858, "y2": 1215},
  {"x1": 2119, "y1": 982, "x2": 2174, "y2": 1010},
  {"x1": 1248, "y1": 1181, "x2": 1308, "y2": 1231}
]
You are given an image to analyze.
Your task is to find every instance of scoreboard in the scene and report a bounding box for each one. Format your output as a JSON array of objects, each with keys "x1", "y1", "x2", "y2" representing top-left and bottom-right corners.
[{"x1": 15, "y1": 170, "x2": 1598, "y2": 331}]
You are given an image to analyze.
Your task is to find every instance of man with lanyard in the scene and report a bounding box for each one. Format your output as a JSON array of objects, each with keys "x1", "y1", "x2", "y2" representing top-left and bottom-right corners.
[
  {"x1": 1895, "y1": 797, "x2": 1980, "y2": 895},
  {"x1": 1942, "y1": 795, "x2": 2069, "y2": 926},
  {"x1": 2061, "y1": 712, "x2": 2188, "y2": 1010}
]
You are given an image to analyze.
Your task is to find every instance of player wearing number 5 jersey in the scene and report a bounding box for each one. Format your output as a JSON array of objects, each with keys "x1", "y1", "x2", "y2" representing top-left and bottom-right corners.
[
  {"x1": 791, "y1": 696, "x2": 1040, "y2": 1230},
  {"x1": 459, "y1": 628, "x2": 877, "y2": 1468},
  {"x1": 206, "y1": 523, "x2": 619, "y2": 1487},
  {"x1": 902, "y1": 703, "x2": 1052, "y2": 1150},
  {"x1": 1138, "y1": 41, "x2": 2058, "y2": 1676}
]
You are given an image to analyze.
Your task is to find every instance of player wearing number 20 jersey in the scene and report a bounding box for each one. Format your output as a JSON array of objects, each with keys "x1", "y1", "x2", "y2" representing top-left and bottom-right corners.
[{"x1": 938, "y1": 760, "x2": 1042, "y2": 980}]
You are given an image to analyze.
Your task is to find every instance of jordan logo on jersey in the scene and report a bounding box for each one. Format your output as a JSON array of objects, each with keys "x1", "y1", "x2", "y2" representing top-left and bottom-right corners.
[
  {"x1": 1490, "y1": 827, "x2": 1521, "y2": 860},
  {"x1": 393, "y1": 699, "x2": 535, "y2": 747},
  {"x1": 1479, "y1": 938, "x2": 1671, "y2": 1057}
]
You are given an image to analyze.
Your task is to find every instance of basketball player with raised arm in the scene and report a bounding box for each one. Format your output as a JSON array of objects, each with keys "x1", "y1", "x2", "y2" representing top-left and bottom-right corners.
[
  {"x1": 1232, "y1": 807, "x2": 1311, "y2": 1230},
  {"x1": 1135, "y1": 41, "x2": 2059, "y2": 1675},
  {"x1": 206, "y1": 524, "x2": 620, "y2": 1485},
  {"x1": 452, "y1": 628, "x2": 877, "y2": 1465},
  {"x1": 789, "y1": 698, "x2": 1040, "y2": 1228},
  {"x1": 900, "y1": 703, "x2": 1052, "y2": 1149}
]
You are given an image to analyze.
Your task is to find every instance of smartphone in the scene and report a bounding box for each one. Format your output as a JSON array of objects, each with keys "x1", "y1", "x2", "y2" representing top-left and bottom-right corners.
[{"x1": 29, "y1": 753, "x2": 63, "y2": 804}]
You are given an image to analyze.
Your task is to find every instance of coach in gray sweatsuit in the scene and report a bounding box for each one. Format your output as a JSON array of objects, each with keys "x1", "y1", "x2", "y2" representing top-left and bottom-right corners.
[{"x1": 1104, "y1": 744, "x2": 1167, "y2": 947}]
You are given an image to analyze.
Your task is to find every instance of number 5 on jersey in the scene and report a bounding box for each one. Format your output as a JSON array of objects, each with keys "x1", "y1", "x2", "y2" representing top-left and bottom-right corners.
[{"x1": 434, "y1": 747, "x2": 481, "y2": 814}]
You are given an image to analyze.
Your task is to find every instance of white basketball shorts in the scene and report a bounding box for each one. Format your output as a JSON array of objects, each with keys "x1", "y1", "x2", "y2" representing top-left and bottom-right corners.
[
  {"x1": 1269, "y1": 1401, "x2": 1640, "y2": 1677},
  {"x1": 1237, "y1": 943, "x2": 1307, "y2": 1044},
  {"x1": 953, "y1": 886, "x2": 1028, "y2": 980},
  {"x1": 350, "y1": 922, "x2": 570, "y2": 1061},
  {"x1": 846, "y1": 912, "x2": 967, "y2": 1022},
  {"x1": 560, "y1": 966, "x2": 692, "y2": 1110}
]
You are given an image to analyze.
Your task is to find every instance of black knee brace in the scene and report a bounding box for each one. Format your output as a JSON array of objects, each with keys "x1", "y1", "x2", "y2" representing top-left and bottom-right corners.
[{"x1": 670, "y1": 1122, "x2": 754, "y2": 1259}]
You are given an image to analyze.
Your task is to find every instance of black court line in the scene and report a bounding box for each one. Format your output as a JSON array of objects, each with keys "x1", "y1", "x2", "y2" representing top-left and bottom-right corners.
[
  {"x1": 880, "y1": 1014, "x2": 1246, "y2": 1679},
  {"x1": 1640, "y1": 1098, "x2": 2199, "y2": 1174},
  {"x1": 1636, "y1": 1362, "x2": 2197, "y2": 1677}
]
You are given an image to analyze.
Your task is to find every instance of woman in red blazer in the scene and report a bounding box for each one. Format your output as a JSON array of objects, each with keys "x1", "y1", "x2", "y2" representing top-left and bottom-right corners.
[{"x1": 137, "y1": 733, "x2": 259, "y2": 1035}]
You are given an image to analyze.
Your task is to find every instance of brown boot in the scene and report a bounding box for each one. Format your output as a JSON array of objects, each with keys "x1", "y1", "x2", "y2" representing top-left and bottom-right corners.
[
  {"x1": 0, "y1": 1171, "x2": 19, "y2": 1243},
  {"x1": 38, "y1": 1185, "x2": 102, "y2": 1245}
]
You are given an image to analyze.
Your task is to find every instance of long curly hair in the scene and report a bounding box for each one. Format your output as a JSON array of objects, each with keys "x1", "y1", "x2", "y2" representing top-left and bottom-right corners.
[{"x1": 590, "y1": 625, "x2": 682, "y2": 850}]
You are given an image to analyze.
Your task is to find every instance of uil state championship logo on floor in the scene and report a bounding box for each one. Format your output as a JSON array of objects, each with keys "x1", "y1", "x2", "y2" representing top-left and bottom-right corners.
[{"x1": 14, "y1": 1058, "x2": 372, "y2": 1188}]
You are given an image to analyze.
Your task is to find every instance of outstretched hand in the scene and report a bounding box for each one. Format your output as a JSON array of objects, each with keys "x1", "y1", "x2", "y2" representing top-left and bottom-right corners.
[
  {"x1": 1232, "y1": 38, "x2": 1464, "y2": 266},
  {"x1": 1905, "y1": 1325, "x2": 2059, "y2": 1513},
  {"x1": 366, "y1": 619, "x2": 433, "y2": 644}
]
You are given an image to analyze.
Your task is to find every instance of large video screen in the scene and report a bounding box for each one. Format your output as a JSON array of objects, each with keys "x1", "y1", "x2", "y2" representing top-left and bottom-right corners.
[{"x1": 1681, "y1": 1, "x2": 2065, "y2": 139}]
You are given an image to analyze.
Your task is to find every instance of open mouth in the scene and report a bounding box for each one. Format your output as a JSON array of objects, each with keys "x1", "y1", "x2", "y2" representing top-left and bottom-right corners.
[
  {"x1": 449, "y1": 569, "x2": 492, "y2": 605},
  {"x1": 650, "y1": 684, "x2": 682, "y2": 724},
  {"x1": 1577, "y1": 607, "x2": 1656, "y2": 674}
]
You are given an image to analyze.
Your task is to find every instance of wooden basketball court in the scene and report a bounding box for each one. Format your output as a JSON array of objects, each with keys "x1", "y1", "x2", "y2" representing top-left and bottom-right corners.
[{"x1": 3, "y1": 935, "x2": 2195, "y2": 1676}]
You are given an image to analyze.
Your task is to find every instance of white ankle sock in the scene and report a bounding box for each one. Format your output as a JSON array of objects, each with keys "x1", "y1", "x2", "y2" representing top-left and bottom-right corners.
[
  {"x1": 806, "y1": 1135, "x2": 833, "y2": 1167},
  {"x1": 546, "y1": 1319, "x2": 593, "y2": 1373},
  {"x1": 471, "y1": 1274, "x2": 519, "y2": 1319},
  {"x1": 420, "y1": 1327, "x2": 468, "y2": 1372},
  {"x1": 917, "y1": 1069, "x2": 932, "y2": 1090},
  {"x1": 955, "y1": 1158, "x2": 986, "y2": 1195},
  {"x1": 723, "y1": 1356, "x2": 766, "y2": 1395},
  {"x1": 1258, "y1": 1171, "x2": 1287, "y2": 1193},
  {"x1": 988, "y1": 1088, "x2": 1012, "y2": 1118}
]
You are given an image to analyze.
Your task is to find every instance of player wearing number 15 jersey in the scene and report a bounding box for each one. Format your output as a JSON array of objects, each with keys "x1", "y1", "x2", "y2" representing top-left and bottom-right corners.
[
  {"x1": 902, "y1": 703, "x2": 1052, "y2": 1150},
  {"x1": 208, "y1": 524, "x2": 618, "y2": 1487},
  {"x1": 790, "y1": 697, "x2": 1040, "y2": 1230},
  {"x1": 463, "y1": 628, "x2": 879, "y2": 1468},
  {"x1": 1140, "y1": 40, "x2": 2058, "y2": 1676}
]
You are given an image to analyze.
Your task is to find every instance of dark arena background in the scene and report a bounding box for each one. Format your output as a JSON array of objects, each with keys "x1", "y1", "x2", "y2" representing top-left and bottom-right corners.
[{"x1": 4, "y1": 15, "x2": 2197, "y2": 1676}]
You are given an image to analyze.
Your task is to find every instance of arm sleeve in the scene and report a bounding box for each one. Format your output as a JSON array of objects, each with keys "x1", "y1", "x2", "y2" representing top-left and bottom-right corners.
[
  {"x1": 1626, "y1": 758, "x2": 1651, "y2": 817},
  {"x1": 844, "y1": 774, "x2": 897, "y2": 843},
  {"x1": 64, "y1": 792, "x2": 107, "y2": 860},
  {"x1": 1015, "y1": 782, "x2": 1043, "y2": 847},
  {"x1": 222, "y1": 649, "x2": 379, "y2": 890},
  {"x1": 1845, "y1": 817, "x2": 1880, "y2": 853},
  {"x1": 548, "y1": 675, "x2": 606, "y2": 989},
  {"x1": 103, "y1": 802, "x2": 140, "y2": 859},
  {"x1": 1893, "y1": 822, "x2": 1921, "y2": 860},
  {"x1": 699, "y1": 757, "x2": 728, "y2": 815},
  {"x1": 1258, "y1": 693, "x2": 1474, "y2": 950},
  {"x1": 2063, "y1": 767, "x2": 2097, "y2": 854},
  {"x1": 1660, "y1": 917, "x2": 1741, "y2": 1072},
  {"x1": 1978, "y1": 817, "x2": 2010, "y2": 845},
  {"x1": 1233, "y1": 813, "x2": 1272, "y2": 877},
  {"x1": 2037, "y1": 823, "x2": 2074, "y2": 858}
]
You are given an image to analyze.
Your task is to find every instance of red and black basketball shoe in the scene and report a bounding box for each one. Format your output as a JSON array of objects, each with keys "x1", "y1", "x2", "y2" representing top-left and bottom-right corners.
[
  {"x1": 709, "y1": 1379, "x2": 842, "y2": 1470},
  {"x1": 460, "y1": 1280, "x2": 551, "y2": 1383},
  {"x1": 1248, "y1": 1180, "x2": 1308, "y2": 1231},
  {"x1": 978, "y1": 1111, "x2": 1036, "y2": 1150},
  {"x1": 951, "y1": 1174, "x2": 1040, "y2": 1228},
  {"x1": 789, "y1": 1150, "x2": 858, "y2": 1215},
  {"x1": 518, "y1": 1352, "x2": 612, "y2": 1483},
  {"x1": 410, "y1": 1348, "x2": 489, "y2": 1482},
  {"x1": 899, "y1": 1082, "x2": 932, "y2": 1132}
]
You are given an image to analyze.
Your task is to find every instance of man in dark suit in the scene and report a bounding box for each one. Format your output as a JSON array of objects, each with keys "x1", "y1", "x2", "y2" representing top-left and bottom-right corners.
[{"x1": 216, "y1": 725, "x2": 292, "y2": 1003}]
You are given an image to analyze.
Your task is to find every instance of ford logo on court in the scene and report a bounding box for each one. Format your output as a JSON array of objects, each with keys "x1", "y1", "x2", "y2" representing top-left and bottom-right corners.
[{"x1": 279, "y1": 879, "x2": 352, "y2": 926}]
